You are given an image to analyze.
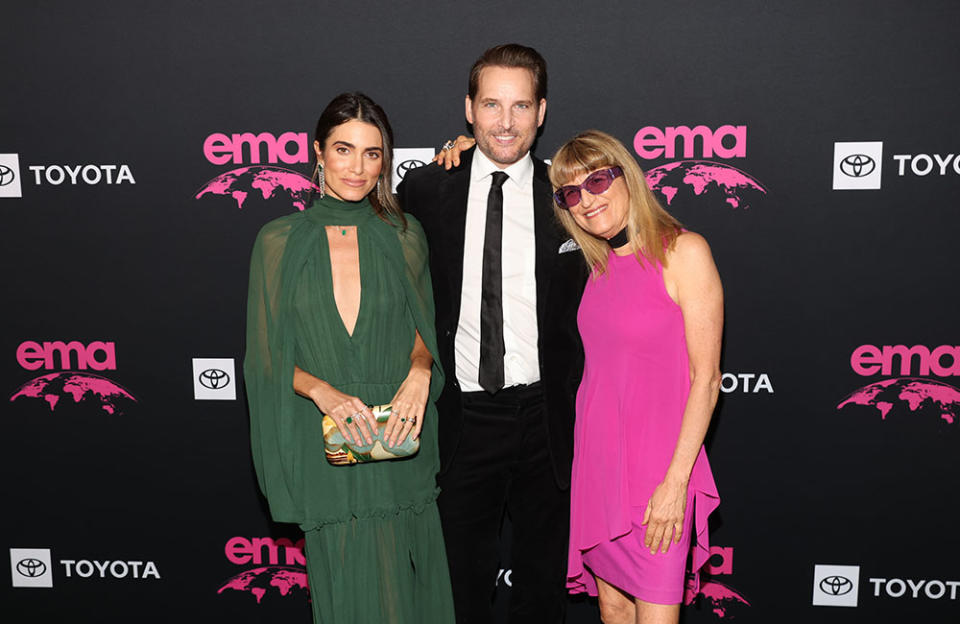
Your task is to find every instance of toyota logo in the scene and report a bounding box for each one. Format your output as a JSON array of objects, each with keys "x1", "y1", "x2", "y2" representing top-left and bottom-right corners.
[
  {"x1": 16, "y1": 558, "x2": 47, "y2": 578},
  {"x1": 199, "y1": 368, "x2": 231, "y2": 389},
  {"x1": 0, "y1": 164, "x2": 15, "y2": 187},
  {"x1": 819, "y1": 575, "x2": 853, "y2": 596},
  {"x1": 839, "y1": 154, "x2": 876, "y2": 178},
  {"x1": 396, "y1": 159, "x2": 426, "y2": 180}
]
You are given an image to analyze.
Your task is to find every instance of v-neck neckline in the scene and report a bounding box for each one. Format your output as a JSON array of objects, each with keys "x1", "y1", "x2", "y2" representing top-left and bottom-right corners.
[{"x1": 323, "y1": 227, "x2": 365, "y2": 341}]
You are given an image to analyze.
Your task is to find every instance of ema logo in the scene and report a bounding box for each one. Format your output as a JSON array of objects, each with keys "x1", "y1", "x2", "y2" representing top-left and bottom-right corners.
[
  {"x1": 196, "y1": 129, "x2": 323, "y2": 212},
  {"x1": 218, "y1": 536, "x2": 309, "y2": 604},
  {"x1": 9, "y1": 340, "x2": 136, "y2": 415},
  {"x1": 850, "y1": 344, "x2": 960, "y2": 377},
  {"x1": 634, "y1": 125, "x2": 767, "y2": 211},
  {"x1": 203, "y1": 132, "x2": 310, "y2": 166},
  {"x1": 833, "y1": 142, "x2": 883, "y2": 190},
  {"x1": 634, "y1": 125, "x2": 746, "y2": 160},
  {"x1": 391, "y1": 147, "x2": 435, "y2": 192},
  {"x1": 838, "y1": 345, "x2": 960, "y2": 427},
  {"x1": 16, "y1": 340, "x2": 116, "y2": 371},
  {"x1": 193, "y1": 358, "x2": 236, "y2": 400},
  {"x1": 0, "y1": 153, "x2": 23, "y2": 197},
  {"x1": 196, "y1": 130, "x2": 318, "y2": 212},
  {"x1": 10, "y1": 548, "x2": 53, "y2": 588},
  {"x1": 812, "y1": 564, "x2": 860, "y2": 607}
]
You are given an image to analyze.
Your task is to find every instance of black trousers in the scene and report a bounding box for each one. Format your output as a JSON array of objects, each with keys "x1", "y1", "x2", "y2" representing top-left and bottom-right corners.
[{"x1": 437, "y1": 383, "x2": 569, "y2": 624}]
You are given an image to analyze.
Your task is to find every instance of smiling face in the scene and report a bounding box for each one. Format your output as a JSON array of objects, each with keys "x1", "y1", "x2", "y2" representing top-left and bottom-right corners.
[
  {"x1": 314, "y1": 119, "x2": 383, "y2": 201},
  {"x1": 563, "y1": 168, "x2": 631, "y2": 240},
  {"x1": 466, "y1": 66, "x2": 546, "y2": 168}
]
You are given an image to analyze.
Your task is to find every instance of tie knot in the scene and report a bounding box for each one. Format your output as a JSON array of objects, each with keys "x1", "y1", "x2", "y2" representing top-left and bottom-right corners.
[{"x1": 490, "y1": 171, "x2": 509, "y2": 189}]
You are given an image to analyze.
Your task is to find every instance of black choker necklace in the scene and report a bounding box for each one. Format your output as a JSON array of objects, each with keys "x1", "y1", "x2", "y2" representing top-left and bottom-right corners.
[{"x1": 607, "y1": 227, "x2": 629, "y2": 249}]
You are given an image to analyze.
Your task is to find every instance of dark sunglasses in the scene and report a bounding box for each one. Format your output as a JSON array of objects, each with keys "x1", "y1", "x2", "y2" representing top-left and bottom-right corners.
[{"x1": 553, "y1": 167, "x2": 624, "y2": 209}]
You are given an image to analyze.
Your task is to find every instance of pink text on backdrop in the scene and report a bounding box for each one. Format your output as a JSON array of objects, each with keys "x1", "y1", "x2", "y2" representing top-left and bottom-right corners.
[
  {"x1": 851, "y1": 344, "x2": 960, "y2": 377},
  {"x1": 17, "y1": 341, "x2": 117, "y2": 371},
  {"x1": 203, "y1": 132, "x2": 309, "y2": 166},
  {"x1": 634, "y1": 125, "x2": 746, "y2": 160},
  {"x1": 225, "y1": 537, "x2": 306, "y2": 566}
]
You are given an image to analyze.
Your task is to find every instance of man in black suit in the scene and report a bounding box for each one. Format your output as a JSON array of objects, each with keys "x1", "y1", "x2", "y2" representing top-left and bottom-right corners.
[{"x1": 397, "y1": 44, "x2": 586, "y2": 624}]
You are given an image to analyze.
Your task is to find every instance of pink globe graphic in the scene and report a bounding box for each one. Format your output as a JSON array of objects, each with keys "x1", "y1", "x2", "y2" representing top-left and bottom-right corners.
[
  {"x1": 218, "y1": 565, "x2": 309, "y2": 604},
  {"x1": 195, "y1": 166, "x2": 319, "y2": 211},
  {"x1": 645, "y1": 160, "x2": 767, "y2": 210},
  {"x1": 10, "y1": 372, "x2": 137, "y2": 415},
  {"x1": 837, "y1": 377, "x2": 960, "y2": 425},
  {"x1": 684, "y1": 579, "x2": 751, "y2": 619}
]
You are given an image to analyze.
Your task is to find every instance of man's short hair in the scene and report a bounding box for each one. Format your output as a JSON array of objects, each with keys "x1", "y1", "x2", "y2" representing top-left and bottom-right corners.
[{"x1": 468, "y1": 43, "x2": 548, "y2": 102}]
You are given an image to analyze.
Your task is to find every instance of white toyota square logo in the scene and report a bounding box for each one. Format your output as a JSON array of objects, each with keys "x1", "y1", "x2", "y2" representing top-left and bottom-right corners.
[
  {"x1": 10, "y1": 548, "x2": 53, "y2": 588},
  {"x1": 192, "y1": 357, "x2": 237, "y2": 400},
  {"x1": 812, "y1": 564, "x2": 860, "y2": 607},
  {"x1": 833, "y1": 141, "x2": 883, "y2": 190},
  {"x1": 0, "y1": 154, "x2": 23, "y2": 198},
  {"x1": 392, "y1": 148, "x2": 436, "y2": 192}
]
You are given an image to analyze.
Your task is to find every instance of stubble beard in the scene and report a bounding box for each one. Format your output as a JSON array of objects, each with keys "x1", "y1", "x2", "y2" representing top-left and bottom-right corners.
[{"x1": 475, "y1": 128, "x2": 534, "y2": 167}]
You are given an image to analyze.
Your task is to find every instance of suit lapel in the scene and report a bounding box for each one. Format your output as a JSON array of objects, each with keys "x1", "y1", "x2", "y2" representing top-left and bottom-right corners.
[
  {"x1": 532, "y1": 157, "x2": 559, "y2": 331},
  {"x1": 442, "y1": 148, "x2": 474, "y2": 326}
]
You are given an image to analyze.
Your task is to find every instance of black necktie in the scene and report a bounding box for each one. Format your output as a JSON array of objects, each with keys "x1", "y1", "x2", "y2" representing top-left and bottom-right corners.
[{"x1": 479, "y1": 171, "x2": 509, "y2": 394}]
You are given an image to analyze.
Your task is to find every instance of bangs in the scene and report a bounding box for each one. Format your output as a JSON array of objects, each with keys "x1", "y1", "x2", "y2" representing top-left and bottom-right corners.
[{"x1": 548, "y1": 139, "x2": 617, "y2": 187}]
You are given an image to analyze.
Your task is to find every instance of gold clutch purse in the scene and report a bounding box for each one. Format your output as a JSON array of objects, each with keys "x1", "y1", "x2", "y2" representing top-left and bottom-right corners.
[{"x1": 322, "y1": 404, "x2": 420, "y2": 465}]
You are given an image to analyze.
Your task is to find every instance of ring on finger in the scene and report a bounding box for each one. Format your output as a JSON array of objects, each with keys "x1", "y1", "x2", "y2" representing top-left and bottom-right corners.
[{"x1": 442, "y1": 140, "x2": 455, "y2": 151}]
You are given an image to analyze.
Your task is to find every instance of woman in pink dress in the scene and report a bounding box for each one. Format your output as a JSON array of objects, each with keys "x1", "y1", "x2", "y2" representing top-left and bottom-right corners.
[{"x1": 549, "y1": 130, "x2": 722, "y2": 624}]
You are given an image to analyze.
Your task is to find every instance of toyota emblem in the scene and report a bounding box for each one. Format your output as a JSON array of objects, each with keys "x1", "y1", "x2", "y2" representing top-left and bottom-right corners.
[
  {"x1": 199, "y1": 368, "x2": 231, "y2": 389},
  {"x1": 839, "y1": 154, "x2": 876, "y2": 178},
  {"x1": 819, "y1": 575, "x2": 853, "y2": 596},
  {"x1": 16, "y1": 558, "x2": 47, "y2": 578},
  {"x1": 396, "y1": 159, "x2": 426, "y2": 179},
  {"x1": 0, "y1": 164, "x2": 15, "y2": 187}
]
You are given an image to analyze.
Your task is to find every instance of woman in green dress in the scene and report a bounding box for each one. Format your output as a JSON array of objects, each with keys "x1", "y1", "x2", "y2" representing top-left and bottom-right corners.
[{"x1": 244, "y1": 92, "x2": 454, "y2": 623}]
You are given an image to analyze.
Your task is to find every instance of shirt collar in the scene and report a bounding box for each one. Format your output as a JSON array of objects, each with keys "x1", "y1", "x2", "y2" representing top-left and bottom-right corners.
[{"x1": 471, "y1": 147, "x2": 534, "y2": 189}]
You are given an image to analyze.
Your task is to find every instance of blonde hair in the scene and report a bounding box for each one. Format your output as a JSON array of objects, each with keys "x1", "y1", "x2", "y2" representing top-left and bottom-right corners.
[{"x1": 549, "y1": 130, "x2": 682, "y2": 276}]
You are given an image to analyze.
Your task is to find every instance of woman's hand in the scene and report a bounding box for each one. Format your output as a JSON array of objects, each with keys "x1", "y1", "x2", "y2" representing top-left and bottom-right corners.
[
  {"x1": 294, "y1": 366, "x2": 376, "y2": 445},
  {"x1": 641, "y1": 478, "x2": 688, "y2": 555},
  {"x1": 433, "y1": 135, "x2": 475, "y2": 170},
  {"x1": 311, "y1": 385, "x2": 376, "y2": 447},
  {"x1": 384, "y1": 367, "x2": 430, "y2": 447}
]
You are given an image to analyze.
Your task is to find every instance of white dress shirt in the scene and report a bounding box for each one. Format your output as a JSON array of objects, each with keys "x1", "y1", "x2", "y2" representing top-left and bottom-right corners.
[{"x1": 455, "y1": 149, "x2": 540, "y2": 391}]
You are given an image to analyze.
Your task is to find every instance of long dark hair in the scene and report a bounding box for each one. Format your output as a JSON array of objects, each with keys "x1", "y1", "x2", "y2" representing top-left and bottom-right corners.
[{"x1": 312, "y1": 92, "x2": 406, "y2": 229}]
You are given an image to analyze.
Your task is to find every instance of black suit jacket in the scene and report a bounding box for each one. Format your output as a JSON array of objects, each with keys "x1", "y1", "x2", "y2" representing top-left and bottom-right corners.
[{"x1": 397, "y1": 147, "x2": 587, "y2": 488}]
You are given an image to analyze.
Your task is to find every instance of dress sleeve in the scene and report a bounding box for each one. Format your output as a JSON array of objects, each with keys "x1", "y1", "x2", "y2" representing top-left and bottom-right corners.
[
  {"x1": 396, "y1": 215, "x2": 445, "y2": 401},
  {"x1": 243, "y1": 218, "x2": 302, "y2": 519}
]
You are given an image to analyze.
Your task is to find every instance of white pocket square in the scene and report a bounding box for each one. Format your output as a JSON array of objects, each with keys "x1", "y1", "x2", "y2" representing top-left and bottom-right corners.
[{"x1": 559, "y1": 239, "x2": 580, "y2": 254}]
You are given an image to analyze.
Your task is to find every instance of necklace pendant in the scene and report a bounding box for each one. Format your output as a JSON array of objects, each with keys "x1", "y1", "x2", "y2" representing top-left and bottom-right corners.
[{"x1": 341, "y1": 229, "x2": 347, "y2": 236}]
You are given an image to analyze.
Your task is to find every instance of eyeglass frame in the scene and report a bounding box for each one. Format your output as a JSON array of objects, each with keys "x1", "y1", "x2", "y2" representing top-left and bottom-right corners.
[{"x1": 552, "y1": 166, "x2": 625, "y2": 209}]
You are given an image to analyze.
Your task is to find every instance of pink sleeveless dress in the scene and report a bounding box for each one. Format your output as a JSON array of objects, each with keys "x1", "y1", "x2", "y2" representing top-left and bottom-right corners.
[{"x1": 567, "y1": 249, "x2": 720, "y2": 605}]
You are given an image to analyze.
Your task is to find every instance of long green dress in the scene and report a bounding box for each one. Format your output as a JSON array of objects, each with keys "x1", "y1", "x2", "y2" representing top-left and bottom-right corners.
[{"x1": 244, "y1": 193, "x2": 455, "y2": 623}]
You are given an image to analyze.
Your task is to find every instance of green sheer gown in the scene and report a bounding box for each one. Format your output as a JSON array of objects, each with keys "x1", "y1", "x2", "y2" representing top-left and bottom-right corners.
[{"x1": 244, "y1": 194, "x2": 455, "y2": 623}]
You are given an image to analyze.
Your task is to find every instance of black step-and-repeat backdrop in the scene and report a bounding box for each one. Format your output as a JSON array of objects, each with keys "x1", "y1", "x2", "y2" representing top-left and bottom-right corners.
[{"x1": 2, "y1": 2, "x2": 958, "y2": 622}]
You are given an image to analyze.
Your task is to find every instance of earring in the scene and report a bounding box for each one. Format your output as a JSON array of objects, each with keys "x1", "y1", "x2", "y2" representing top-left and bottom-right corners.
[
  {"x1": 317, "y1": 163, "x2": 325, "y2": 199},
  {"x1": 376, "y1": 177, "x2": 382, "y2": 202}
]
